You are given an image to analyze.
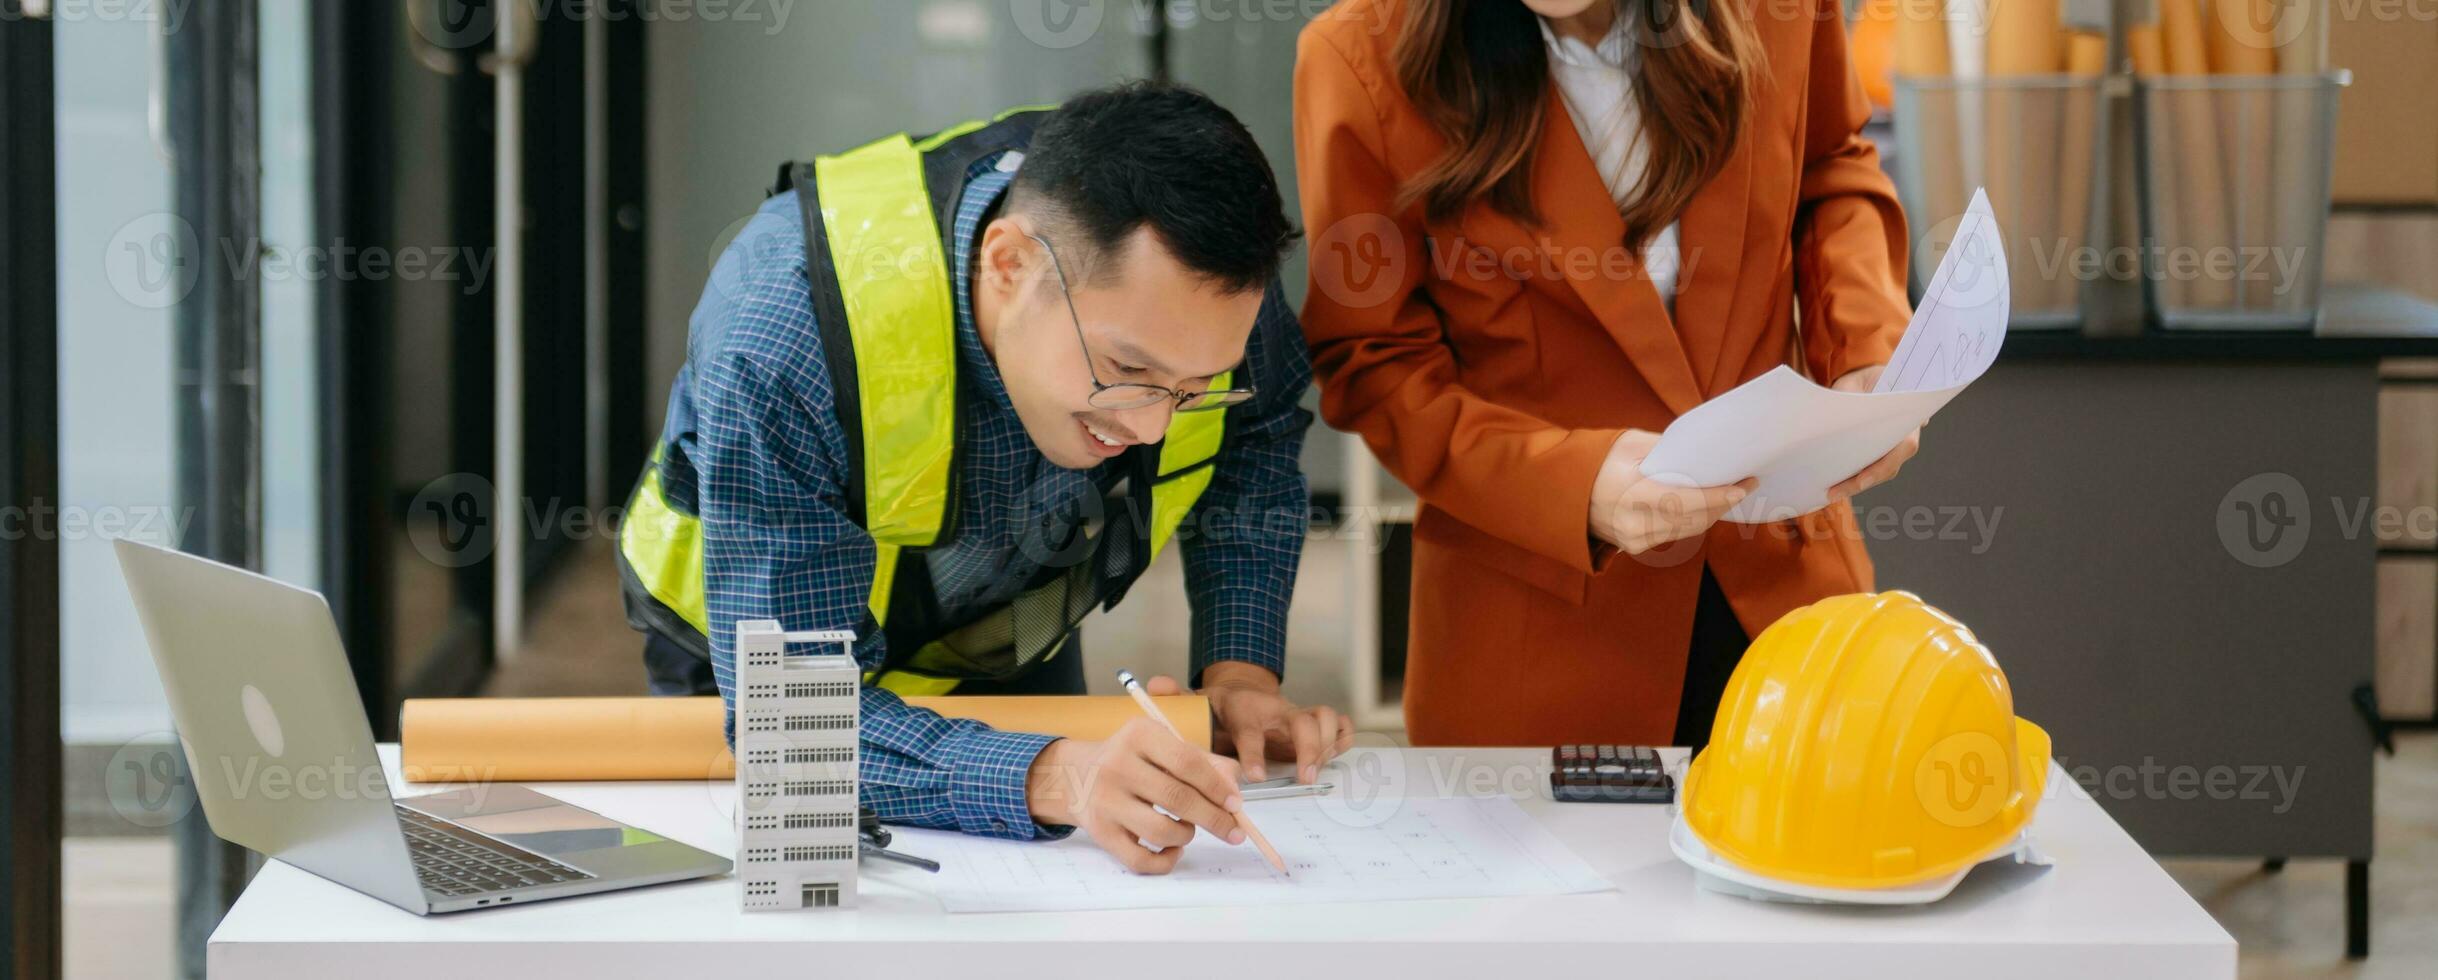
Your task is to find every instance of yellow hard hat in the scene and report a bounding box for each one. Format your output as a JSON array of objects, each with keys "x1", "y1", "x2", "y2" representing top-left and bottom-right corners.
[{"x1": 1681, "y1": 591, "x2": 2051, "y2": 892}]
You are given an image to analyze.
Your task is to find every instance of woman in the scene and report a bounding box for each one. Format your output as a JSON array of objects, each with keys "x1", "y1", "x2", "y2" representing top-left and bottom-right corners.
[{"x1": 1294, "y1": 0, "x2": 1919, "y2": 747}]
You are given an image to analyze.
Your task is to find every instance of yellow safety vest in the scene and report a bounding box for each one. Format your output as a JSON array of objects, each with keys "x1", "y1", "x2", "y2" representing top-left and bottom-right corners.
[{"x1": 616, "y1": 108, "x2": 1229, "y2": 696}]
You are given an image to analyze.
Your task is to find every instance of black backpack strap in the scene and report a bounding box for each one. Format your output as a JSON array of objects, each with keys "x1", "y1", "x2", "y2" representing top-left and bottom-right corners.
[
  {"x1": 790, "y1": 160, "x2": 869, "y2": 530},
  {"x1": 912, "y1": 109, "x2": 1051, "y2": 243}
]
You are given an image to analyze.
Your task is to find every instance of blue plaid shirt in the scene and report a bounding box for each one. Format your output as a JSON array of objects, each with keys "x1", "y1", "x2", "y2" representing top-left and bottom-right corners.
[{"x1": 656, "y1": 151, "x2": 1312, "y2": 840}]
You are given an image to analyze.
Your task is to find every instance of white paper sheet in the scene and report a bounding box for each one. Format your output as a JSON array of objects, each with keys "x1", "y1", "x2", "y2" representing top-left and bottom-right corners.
[
  {"x1": 1639, "y1": 188, "x2": 2008, "y2": 523},
  {"x1": 888, "y1": 795, "x2": 1614, "y2": 913}
]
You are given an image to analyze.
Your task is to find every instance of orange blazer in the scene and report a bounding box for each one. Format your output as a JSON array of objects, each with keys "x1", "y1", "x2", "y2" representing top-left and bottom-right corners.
[{"x1": 1294, "y1": 0, "x2": 1915, "y2": 746}]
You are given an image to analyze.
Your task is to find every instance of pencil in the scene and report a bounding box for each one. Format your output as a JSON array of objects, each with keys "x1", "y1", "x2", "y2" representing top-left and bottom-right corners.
[{"x1": 1114, "y1": 669, "x2": 1290, "y2": 876}]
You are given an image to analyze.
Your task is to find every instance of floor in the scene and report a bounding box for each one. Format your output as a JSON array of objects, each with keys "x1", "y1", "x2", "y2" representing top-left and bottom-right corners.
[{"x1": 62, "y1": 538, "x2": 2438, "y2": 977}]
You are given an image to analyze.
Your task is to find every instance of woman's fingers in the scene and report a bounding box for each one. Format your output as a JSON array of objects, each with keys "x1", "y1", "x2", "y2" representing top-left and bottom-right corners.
[{"x1": 1831, "y1": 430, "x2": 1921, "y2": 500}]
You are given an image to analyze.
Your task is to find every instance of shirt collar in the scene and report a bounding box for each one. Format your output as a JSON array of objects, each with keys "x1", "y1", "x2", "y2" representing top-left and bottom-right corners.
[
  {"x1": 951, "y1": 152, "x2": 1023, "y2": 417},
  {"x1": 1538, "y1": 13, "x2": 1631, "y2": 69}
]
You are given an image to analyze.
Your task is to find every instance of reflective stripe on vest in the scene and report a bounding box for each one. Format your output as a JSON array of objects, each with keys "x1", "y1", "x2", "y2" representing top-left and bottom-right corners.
[
  {"x1": 815, "y1": 133, "x2": 957, "y2": 550},
  {"x1": 620, "y1": 451, "x2": 709, "y2": 636},
  {"x1": 617, "y1": 115, "x2": 1229, "y2": 698}
]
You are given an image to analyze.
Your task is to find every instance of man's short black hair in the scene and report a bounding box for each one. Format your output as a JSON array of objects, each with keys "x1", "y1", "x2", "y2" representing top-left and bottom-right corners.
[{"x1": 1009, "y1": 81, "x2": 1299, "y2": 294}]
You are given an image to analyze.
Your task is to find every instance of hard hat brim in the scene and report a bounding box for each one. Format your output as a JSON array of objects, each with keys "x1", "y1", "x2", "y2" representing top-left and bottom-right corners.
[
  {"x1": 1680, "y1": 716, "x2": 2054, "y2": 894},
  {"x1": 1670, "y1": 809, "x2": 2054, "y2": 905}
]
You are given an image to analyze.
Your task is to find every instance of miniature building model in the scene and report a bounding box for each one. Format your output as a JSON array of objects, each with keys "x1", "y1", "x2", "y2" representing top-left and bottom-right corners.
[{"x1": 733, "y1": 620, "x2": 860, "y2": 911}]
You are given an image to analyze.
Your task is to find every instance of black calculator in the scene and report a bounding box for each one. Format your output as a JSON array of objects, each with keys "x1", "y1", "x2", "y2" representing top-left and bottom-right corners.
[{"x1": 1550, "y1": 745, "x2": 1674, "y2": 804}]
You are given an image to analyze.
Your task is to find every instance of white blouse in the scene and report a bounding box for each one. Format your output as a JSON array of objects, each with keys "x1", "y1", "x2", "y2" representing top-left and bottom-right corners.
[{"x1": 1540, "y1": 14, "x2": 1683, "y2": 305}]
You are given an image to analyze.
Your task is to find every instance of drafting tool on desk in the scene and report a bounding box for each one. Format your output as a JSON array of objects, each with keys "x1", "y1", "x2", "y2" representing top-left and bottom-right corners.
[
  {"x1": 858, "y1": 806, "x2": 940, "y2": 873},
  {"x1": 1114, "y1": 669, "x2": 1289, "y2": 875},
  {"x1": 1239, "y1": 775, "x2": 1335, "y2": 801}
]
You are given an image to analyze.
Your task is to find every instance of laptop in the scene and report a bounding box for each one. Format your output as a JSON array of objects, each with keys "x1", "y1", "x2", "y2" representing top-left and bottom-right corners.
[{"x1": 113, "y1": 538, "x2": 732, "y2": 914}]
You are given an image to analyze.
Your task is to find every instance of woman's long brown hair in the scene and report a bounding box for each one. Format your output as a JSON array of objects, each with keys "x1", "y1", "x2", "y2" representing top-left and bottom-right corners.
[{"x1": 1394, "y1": 0, "x2": 1759, "y2": 248}]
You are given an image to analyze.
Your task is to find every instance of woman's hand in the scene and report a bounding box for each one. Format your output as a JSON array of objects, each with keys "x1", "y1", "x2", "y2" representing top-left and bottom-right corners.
[
  {"x1": 1588, "y1": 430, "x2": 1755, "y2": 555},
  {"x1": 1825, "y1": 365, "x2": 1921, "y2": 501}
]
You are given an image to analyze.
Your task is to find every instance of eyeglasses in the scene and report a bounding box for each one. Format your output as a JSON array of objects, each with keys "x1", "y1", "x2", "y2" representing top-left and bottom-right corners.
[{"x1": 1027, "y1": 232, "x2": 1256, "y2": 414}]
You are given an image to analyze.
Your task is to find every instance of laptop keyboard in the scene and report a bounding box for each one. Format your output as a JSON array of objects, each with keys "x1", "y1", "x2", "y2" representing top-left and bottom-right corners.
[{"x1": 397, "y1": 805, "x2": 596, "y2": 898}]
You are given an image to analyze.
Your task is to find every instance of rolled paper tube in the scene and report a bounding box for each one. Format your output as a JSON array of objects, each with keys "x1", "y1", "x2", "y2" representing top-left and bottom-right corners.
[
  {"x1": 2127, "y1": 26, "x2": 2174, "y2": 308},
  {"x1": 2208, "y1": 0, "x2": 2278, "y2": 306},
  {"x1": 2206, "y1": 0, "x2": 2278, "y2": 74},
  {"x1": 1851, "y1": 0, "x2": 1900, "y2": 110},
  {"x1": 1894, "y1": 0, "x2": 1963, "y2": 280},
  {"x1": 399, "y1": 694, "x2": 1213, "y2": 782},
  {"x1": 2271, "y1": 0, "x2": 2326, "y2": 73},
  {"x1": 1892, "y1": 0, "x2": 1951, "y2": 77},
  {"x1": 1945, "y1": 0, "x2": 1988, "y2": 189},
  {"x1": 1984, "y1": 0, "x2": 2059, "y2": 75},
  {"x1": 2127, "y1": 25, "x2": 2167, "y2": 76},
  {"x1": 2050, "y1": 30, "x2": 2108, "y2": 316},
  {"x1": 2160, "y1": 0, "x2": 2235, "y2": 307},
  {"x1": 2269, "y1": 1, "x2": 2328, "y2": 316},
  {"x1": 1982, "y1": 1, "x2": 2057, "y2": 317},
  {"x1": 901, "y1": 694, "x2": 1214, "y2": 755}
]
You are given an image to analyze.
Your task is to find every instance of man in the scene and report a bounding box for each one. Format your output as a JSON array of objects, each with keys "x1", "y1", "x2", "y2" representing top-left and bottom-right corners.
[{"x1": 615, "y1": 83, "x2": 1353, "y2": 873}]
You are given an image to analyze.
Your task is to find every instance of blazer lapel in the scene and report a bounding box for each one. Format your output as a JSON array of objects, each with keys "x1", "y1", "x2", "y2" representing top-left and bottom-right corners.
[
  {"x1": 1673, "y1": 130, "x2": 1755, "y2": 397},
  {"x1": 1530, "y1": 83, "x2": 1704, "y2": 418}
]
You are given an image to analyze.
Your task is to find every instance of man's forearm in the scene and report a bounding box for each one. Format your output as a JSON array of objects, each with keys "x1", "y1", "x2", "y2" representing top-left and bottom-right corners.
[{"x1": 1024, "y1": 738, "x2": 1085, "y2": 827}]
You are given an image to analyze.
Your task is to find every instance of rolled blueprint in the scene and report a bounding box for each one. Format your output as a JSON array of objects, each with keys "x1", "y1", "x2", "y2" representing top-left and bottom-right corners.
[{"x1": 400, "y1": 694, "x2": 1213, "y2": 782}]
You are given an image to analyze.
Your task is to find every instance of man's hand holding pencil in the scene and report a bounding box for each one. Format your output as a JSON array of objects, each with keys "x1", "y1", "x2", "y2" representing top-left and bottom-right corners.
[{"x1": 1022, "y1": 670, "x2": 1292, "y2": 876}]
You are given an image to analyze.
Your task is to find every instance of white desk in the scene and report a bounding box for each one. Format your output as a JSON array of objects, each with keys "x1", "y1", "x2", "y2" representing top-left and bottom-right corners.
[{"x1": 209, "y1": 745, "x2": 2233, "y2": 979}]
